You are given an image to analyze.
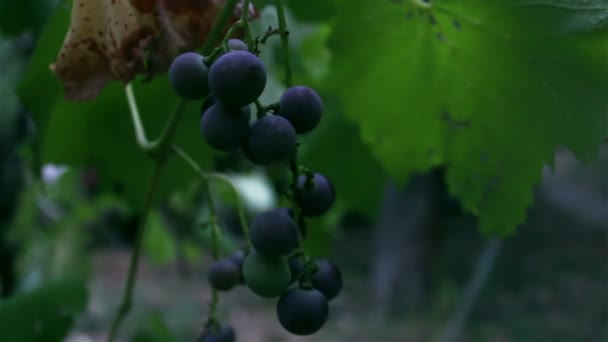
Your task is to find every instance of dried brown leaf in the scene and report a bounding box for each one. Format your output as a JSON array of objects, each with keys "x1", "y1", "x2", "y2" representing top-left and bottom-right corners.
[{"x1": 52, "y1": 0, "x2": 256, "y2": 101}]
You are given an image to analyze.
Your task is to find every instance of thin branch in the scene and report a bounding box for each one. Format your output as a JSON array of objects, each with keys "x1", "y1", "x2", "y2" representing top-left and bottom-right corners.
[
  {"x1": 172, "y1": 145, "x2": 252, "y2": 253},
  {"x1": 241, "y1": 0, "x2": 257, "y2": 52},
  {"x1": 110, "y1": 3, "x2": 243, "y2": 337},
  {"x1": 108, "y1": 160, "x2": 165, "y2": 342},
  {"x1": 125, "y1": 83, "x2": 155, "y2": 152},
  {"x1": 202, "y1": 0, "x2": 241, "y2": 55},
  {"x1": 152, "y1": 98, "x2": 188, "y2": 153},
  {"x1": 206, "y1": 172, "x2": 252, "y2": 253},
  {"x1": 254, "y1": 99, "x2": 266, "y2": 119},
  {"x1": 274, "y1": 0, "x2": 293, "y2": 87}
]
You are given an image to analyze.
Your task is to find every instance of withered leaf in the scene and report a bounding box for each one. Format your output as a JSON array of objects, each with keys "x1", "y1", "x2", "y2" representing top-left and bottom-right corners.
[{"x1": 52, "y1": 0, "x2": 256, "y2": 101}]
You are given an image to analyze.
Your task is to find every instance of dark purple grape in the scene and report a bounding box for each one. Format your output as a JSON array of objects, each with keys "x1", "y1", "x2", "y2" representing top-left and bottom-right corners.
[
  {"x1": 227, "y1": 38, "x2": 248, "y2": 51},
  {"x1": 169, "y1": 52, "x2": 210, "y2": 99},
  {"x1": 201, "y1": 103, "x2": 250, "y2": 151},
  {"x1": 278, "y1": 86, "x2": 323, "y2": 134},
  {"x1": 246, "y1": 115, "x2": 296, "y2": 165},
  {"x1": 295, "y1": 173, "x2": 335, "y2": 217},
  {"x1": 209, "y1": 51, "x2": 267, "y2": 107},
  {"x1": 208, "y1": 259, "x2": 240, "y2": 291},
  {"x1": 276, "y1": 288, "x2": 329, "y2": 335},
  {"x1": 199, "y1": 324, "x2": 235, "y2": 342},
  {"x1": 250, "y1": 208, "x2": 299, "y2": 257},
  {"x1": 311, "y1": 259, "x2": 342, "y2": 301},
  {"x1": 228, "y1": 250, "x2": 245, "y2": 283}
]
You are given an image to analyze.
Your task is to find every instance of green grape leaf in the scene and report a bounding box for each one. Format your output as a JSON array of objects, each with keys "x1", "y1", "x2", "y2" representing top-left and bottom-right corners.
[
  {"x1": 285, "y1": 0, "x2": 335, "y2": 22},
  {"x1": 300, "y1": 109, "x2": 385, "y2": 217},
  {"x1": 0, "y1": 277, "x2": 88, "y2": 342},
  {"x1": 18, "y1": 6, "x2": 215, "y2": 209},
  {"x1": 329, "y1": 0, "x2": 608, "y2": 234}
]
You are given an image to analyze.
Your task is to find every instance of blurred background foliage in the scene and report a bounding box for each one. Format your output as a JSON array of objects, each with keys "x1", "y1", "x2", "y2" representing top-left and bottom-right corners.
[{"x1": 0, "y1": 1, "x2": 607, "y2": 341}]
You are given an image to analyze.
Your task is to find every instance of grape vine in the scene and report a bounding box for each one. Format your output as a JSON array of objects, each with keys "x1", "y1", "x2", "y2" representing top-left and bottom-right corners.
[{"x1": 108, "y1": 1, "x2": 343, "y2": 340}]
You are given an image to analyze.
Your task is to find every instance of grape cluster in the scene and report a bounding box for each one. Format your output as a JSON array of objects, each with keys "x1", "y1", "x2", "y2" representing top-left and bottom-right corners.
[{"x1": 169, "y1": 40, "x2": 342, "y2": 338}]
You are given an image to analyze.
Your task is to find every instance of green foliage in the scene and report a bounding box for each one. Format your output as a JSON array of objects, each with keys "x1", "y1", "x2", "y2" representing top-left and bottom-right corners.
[
  {"x1": 143, "y1": 211, "x2": 178, "y2": 265},
  {"x1": 300, "y1": 107, "x2": 385, "y2": 217},
  {"x1": 18, "y1": 7, "x2": 216, "y2": 209},
  {"x1": 0, "y1": 0, "x2": 55, "y2": 35},
  {"x1": 254, "y1": 0, "x2": 336, "y2": 22},
  {"x1": 328, "y1": 0, "x2": 608, "y2": 234},
  {"x1": 132, "y1": 312, "x2": 178, "y2": 342},
  {"x1": 0, "y1": 277, "x2": 88, "y2": 342}
]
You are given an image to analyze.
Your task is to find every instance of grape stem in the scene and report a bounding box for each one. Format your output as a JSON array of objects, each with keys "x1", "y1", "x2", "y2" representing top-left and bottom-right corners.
[
  {"x1": 125, "y1": 83, "x2": 154, "y2": 152},
  {"x1": 222, "y1": 20, "x2": 244, "y2": 51},
  {"x1": 274, "y1": 0, "x2": 313, "y2": 281},
  {"x1": 274, "y1": 0, "x2": 293, "y2": 87},
  {"x1": 254, "y1": 99, "x2": 266, "y2": 119},
  {"x1": 241, "y1": 0, "x2": 254, "y2": 48},
  {"x1": 110, "y1": 1, "x2": 242, "y2": 339},
  {"x1": 202, "y1": 0, "x2": 241, "y2": 54},
  {"x1": 200, "y1": 153, "x2": 222, "y2": 325},
  {"x1": 107, "y1": 149, "x2": 166, "y2": 342},
  {"x1": 260, "y1": 26, "x2": 281, "y2": 44},
  {"x1": 172, "y1": 145, "x2": 252, "y2": 253},
  {"x1": 172, "y1": 144, "x2": 253, "y2": 331}
]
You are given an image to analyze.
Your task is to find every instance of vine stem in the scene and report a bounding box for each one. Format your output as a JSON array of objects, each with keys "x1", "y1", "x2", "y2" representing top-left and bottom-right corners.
[
  {"x1": 107, "y1": 159, "x2": 165, "y2": 342},
  {"x1": 109, "y1": 1, "x2": 241, "y2": 337},
  {"x1": 273, "y1": 0, "x2": 310, "y2": 270},
  {"x1": 125, "y1": 83, "x2": 154, "y2": 152},
  {"x1": 275, "y1": 0, "x2": 293, "y2": 87},
  {"x1": 206, "y1": 172, "x2": 252, "y2": 253},
  {"x1": 172, "y1": 145, "x2": 252, "y2": 253},
  {"x1": 200, "y1": 154, "x2": 221, "y2": 325},
  {"x1": 202, "y1": 0, "x2": 241, "y2": 54},
  {"x1": 241, "y1": 0, "x2": 254, "y2": 48}
]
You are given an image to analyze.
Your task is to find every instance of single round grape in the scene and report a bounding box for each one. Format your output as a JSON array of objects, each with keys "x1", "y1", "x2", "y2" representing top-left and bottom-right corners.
[
  {"x1": 209, "y1": 50, "x2": 267, "y2": 107},
  {"x1": 246, "y1": 115, "x2": 296, "y2": 165},
  {"x1": 227, "y1": 38, "x2": 248, "y2": 51},
  {"x1": 278, "y1": 86, "x2": 323, "y2": 134},
  {"x1": 276, "y1": 288, "x2": 329, "y2": 335},
  {"x1": 243, "y1": 250, "x2": 291, "y2": 298},
  {"x1": 295, "y1": 173, "x2": 335, "y2": 217},
  {"x1": 250, "y1": 208, "x2": 299, "y2": 257},
  {"x1": 201, "y1": 103, "x2": 250, "y2": 151},
  {"x1": 199, "y1": 324, "x2": 235, "y2": 342},
  {"x1": 228, "y1": 250, "x2": 245, "y2": 283},
  {"x1": 311, "y1": 259, "x2": 342, "y2": 301},
  {"x1": 169, "y1": 52, "x2": 210, "y2": 100},
  {"x1": 208, "y1": 259, "x2": 241, "y2": 291}
]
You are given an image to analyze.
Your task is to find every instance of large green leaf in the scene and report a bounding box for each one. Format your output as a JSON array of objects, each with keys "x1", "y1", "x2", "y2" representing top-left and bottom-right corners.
[
  {"x1": 328, "y1": 0, "x2": 608, "y2": 234},
  {"x1": 18, "y1": 6, "x2": 215, "y2": 209},
  {"x1": 0, "y1": 277, "x2": 87, "y2": 342}
]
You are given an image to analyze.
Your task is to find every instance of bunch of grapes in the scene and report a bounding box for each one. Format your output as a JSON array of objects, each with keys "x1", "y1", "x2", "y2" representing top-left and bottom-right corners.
[{"x1": 169, "y1": 39, "x2": 342, "y2": 340}]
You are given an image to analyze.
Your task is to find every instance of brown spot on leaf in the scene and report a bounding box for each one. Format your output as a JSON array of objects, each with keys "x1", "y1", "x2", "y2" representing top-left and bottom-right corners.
[{"x1": 52, "y1": 0, "x2": 254, "y2": 101}]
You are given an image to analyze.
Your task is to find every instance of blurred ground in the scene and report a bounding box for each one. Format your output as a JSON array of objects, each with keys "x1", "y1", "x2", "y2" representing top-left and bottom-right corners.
[
  {"x1": 66, "y1": 149, "x2": 608, "y2": 342},
  {"x1": 67, "y1": 205, "x2": 607, "y2": 342}
]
